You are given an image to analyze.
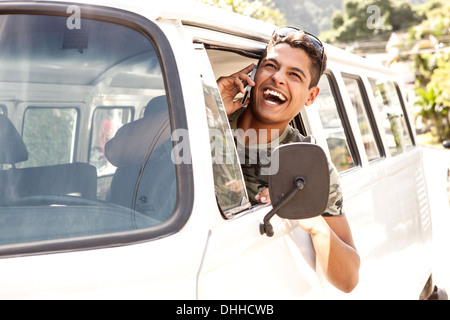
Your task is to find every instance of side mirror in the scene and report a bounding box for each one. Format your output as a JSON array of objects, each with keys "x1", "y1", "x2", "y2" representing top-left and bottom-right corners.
[{"x1": 260, "y1": 143, "x2": 330, "y2": 237}]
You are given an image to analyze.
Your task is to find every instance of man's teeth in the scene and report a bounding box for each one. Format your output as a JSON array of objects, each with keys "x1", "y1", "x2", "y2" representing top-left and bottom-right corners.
[{"x1": 264, "y1": 89, "x2": 286, "y2": 102}]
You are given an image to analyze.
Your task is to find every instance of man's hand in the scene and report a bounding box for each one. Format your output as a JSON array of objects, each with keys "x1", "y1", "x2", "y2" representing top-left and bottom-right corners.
[
  {"x1": 255, "y1": 187, "x2": 270, "y2": 204},
  {"x1": 217, "y1": 64, "x2": 256, "y2": 115}
]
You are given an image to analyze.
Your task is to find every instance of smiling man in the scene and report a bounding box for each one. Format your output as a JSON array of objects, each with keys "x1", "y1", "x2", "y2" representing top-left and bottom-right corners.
[{"x1": 217, "y1": 28, "x2": 360, "y2": 293}]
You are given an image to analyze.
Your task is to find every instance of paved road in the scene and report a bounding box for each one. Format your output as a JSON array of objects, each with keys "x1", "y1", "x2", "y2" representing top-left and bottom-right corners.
[{"x1": 421, "y1": 146, "x2": 450, "y2": 297}]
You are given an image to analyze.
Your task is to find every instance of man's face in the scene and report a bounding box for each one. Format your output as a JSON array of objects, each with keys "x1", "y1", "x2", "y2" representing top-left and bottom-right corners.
[{"x1": 250, "y1": 43, "x2": 319, "y2": 128}]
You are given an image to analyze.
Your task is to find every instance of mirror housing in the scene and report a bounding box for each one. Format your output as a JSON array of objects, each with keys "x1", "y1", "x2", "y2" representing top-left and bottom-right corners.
[{"x1": 260, "y1": 143, "x2": 330, "y2": 237}]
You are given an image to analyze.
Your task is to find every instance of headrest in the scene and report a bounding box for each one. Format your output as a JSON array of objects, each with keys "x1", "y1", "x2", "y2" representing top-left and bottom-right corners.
[
  {"x1": 105, "y1": 96, "x2": 170, "y2": 167},
  {"x1": 144, "y1": 95, "x2": 168, "y2": 117},
  {"x1": 0, "y1": 114, "x2": 28, "y2": 165}
]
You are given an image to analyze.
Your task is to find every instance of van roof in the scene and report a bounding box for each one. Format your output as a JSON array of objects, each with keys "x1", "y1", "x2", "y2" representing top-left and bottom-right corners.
[
  {"x1": 59, "y1": 0, "x2": 275, "y2": 41},
  {"x1": 2, "y1": 0, "x2": 392, "y2": 75}
]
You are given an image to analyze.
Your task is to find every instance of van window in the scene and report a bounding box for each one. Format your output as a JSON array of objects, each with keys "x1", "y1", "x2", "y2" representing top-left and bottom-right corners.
[
  {"x1": 196, "y1": 46, "x2": 250, "y2": 217},
  {"x1": 369, "y1": 79, "x2": 413, "y2": 156},
  {"x1": 89, "y1": 107, "x2": 134, "y2": 176},
  {"x1": 342, "y1": 75, "x2": 382, "y2": 162},
  {"x1": 0, "y1": 13, "x2": 183, "y2": 250},
  {"x1": 316, "y1": 75, "x2": 356, "y2": 172},
  {"x1": 21, "y1": 107, "x2": 78, "y2": 168}
]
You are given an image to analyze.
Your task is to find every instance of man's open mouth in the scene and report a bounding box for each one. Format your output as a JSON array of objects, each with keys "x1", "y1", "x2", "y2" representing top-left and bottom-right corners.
[{"x1": 263, "y1": 89, "x2": 287, "y2": 106}]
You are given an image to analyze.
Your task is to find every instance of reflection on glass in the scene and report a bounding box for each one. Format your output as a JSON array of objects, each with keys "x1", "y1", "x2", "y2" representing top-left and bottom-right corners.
[
  {"x1": 369, "y1": 79, "x2": 412, "y2": 156},
  {"x1": 316, "y1": 76, "x2": 356, "y2": 172},
  {"x1": 198, "y1": 48, "x2": 249, "y2": 215},
  {"x1": 343, "y1": 77, "x2": 380, "y2": 162}
]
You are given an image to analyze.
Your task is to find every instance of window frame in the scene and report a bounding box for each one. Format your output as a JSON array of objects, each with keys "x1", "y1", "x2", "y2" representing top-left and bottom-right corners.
[
  {"x1": 341, "y1": 73, "x2": 386, "y2": 162},
  {"x1": 196, "y1": 45, "x2": 253, "y2": 218},
  {"x1": 368, "y1": 78, "x2": 414, "y2": 157},
  {"x1": 316, "y1": 71, "x2": 361, "y2": 172},
  {"x1": 0, "y1": 2, "x2": 193, "y2": 258},
  {"x1": 394, "y1": 82, "x2": 416, "y2": 147}
]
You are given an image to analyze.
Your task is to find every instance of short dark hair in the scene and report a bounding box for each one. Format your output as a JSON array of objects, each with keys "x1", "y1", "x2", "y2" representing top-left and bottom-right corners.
[{"x1": 259, "y1": 31, "x2": 327, "y2": 88}]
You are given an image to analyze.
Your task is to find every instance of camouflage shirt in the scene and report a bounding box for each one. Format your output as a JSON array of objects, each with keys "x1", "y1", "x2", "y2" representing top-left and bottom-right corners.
[{"x1": 229, "y1": 108, "x2": 344, "y2": 217}]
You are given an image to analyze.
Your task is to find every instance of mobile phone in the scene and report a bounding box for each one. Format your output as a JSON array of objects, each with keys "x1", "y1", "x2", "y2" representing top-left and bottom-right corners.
[{"x1": 241, "y1": 65, "x2": 257, "y2": 106}]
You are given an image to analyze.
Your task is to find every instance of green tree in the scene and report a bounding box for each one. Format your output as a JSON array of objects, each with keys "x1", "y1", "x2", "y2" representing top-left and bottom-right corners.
[
  {"x1": 410, "y1": 0, "x2": 450, "y2": 142},
  {"x1": 323, "y1": 0, "x2": 423, "y2": 43},
  {"x1": 422, "y1": 53, "x2": 450, "y2": 142},
  {"x1": 429, "y1": 56, "x2": 450, "y2": 109},
  {"x1": 410, "y1": 0, "x2": 450, "y2": 39},
  {"x1": 196, "y1": 0, "x2": 286, "y2": 26},
  {"x1": 389, "y1": 2, "x2": 422, "y2": 31},
  {"x1": 331, "y1": 11, "x2": 344, "y2": 30},
  {"x1": 416, "y1": 86, "x2": 450, "y2": 142}
]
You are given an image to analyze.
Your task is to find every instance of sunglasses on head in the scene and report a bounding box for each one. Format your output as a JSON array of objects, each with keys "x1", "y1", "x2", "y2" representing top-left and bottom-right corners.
[{"x1": 272, "y1": 27, "x2": 325, "y2": 75}]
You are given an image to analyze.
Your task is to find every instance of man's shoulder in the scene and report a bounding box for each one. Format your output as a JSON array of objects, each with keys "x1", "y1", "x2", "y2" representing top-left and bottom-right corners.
[
  {"x1": 228, "y1": 108, "x2": 245, "y2": 129},
  {"x1": 281, "y1": 125, "x2": 316, "y2": 144}
]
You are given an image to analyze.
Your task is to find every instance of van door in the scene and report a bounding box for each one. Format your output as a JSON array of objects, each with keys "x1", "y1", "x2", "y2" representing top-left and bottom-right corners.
[
  {"x1": 194, "y1": 45, "x2": 325, "y2": 299},
  {"x1": 0, "y1": 3, "x2": 205, "y2": 299}
]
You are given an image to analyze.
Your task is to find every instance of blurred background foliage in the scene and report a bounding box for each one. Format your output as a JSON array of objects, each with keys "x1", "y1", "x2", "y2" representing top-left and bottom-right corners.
[{"x1": 408, "y1": 0, "x2": 450, "y2": 142}]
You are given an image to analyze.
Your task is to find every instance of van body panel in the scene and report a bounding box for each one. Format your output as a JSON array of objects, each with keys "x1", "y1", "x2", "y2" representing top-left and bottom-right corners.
[
  {"x1": 338, "y1": 150, "x2": 432, "y2": 299},
  {"x1": 0, "y1": 0, "x2": 436, "y2": 299}
]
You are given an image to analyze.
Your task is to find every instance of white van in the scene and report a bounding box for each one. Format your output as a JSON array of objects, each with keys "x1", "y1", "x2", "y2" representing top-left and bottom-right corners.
[{"x1": 0, "y1": 0, "x2": 445, "y2": 300}]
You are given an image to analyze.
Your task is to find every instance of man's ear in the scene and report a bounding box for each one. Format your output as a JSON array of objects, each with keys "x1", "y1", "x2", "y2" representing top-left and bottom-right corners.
[{"x1": 305, "y1": 87, "x2": 320, "y2": 106}]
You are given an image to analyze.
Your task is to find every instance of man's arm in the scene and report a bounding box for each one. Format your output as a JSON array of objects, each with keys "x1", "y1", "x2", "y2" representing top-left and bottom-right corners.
[
  {"x1": 297, "y1": 215, "x2": 360, "y2": 293},
  {"x1": 256, "y1": 188, "x2": 360, "y2": 293}
]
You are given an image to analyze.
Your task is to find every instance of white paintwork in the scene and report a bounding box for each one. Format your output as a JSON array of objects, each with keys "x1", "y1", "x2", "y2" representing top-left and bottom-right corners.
[{"x1": 0, "y1": 0, "x2": 434, "y2": 300}]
